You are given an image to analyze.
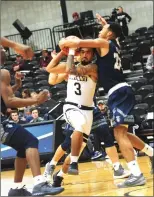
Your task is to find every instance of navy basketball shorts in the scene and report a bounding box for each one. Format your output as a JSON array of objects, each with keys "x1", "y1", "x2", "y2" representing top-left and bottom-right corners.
[
  {"x1": 108, "y1": 85, "x2": 135, "y2": 127},
  {"x1": 2, "y1": 122, "x2": 38, "y2": 158}
]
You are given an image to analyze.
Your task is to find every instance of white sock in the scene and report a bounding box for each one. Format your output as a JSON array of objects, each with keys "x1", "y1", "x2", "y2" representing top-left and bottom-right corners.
[
  {"x1": 12, "y1": 182, "x2": 23, "y2": 189},
  {"x1": 70, "y1": 156, "x2": 79, "y2": 163},
  {"x1": 57, "y1": 169, "x2": 65, "y2": 177},
  {"x1": 113, "y1": 162, "x2": 120, "y2": 171},
  {"x1": 50, "y1": 160, "x2": 57, "y2": 166},
  {"x1": 33, "y1": 175, "x2": 45, "y2": 186},
  {"x1": 127, "y1": 160, "x2": 142, "y2": 176},
  {"x1": 141, "y1": 144, "x2": 153, "y2": 157}
]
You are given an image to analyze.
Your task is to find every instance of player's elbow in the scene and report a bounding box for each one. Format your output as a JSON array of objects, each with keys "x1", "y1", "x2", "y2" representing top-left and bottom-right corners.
[{"x1": 48, "y1": 79, "x2": 56, "y2": 85}]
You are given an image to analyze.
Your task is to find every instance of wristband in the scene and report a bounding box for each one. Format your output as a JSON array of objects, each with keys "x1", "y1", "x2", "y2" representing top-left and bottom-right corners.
[{"x1": 68, "y1": 48, "x2": 75, "y2": 56}]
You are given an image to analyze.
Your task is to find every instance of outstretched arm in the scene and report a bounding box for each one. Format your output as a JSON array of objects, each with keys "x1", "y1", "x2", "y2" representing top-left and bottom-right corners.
[
  {"x1": 1, "y1": 69, "x2": 48, "y2": 108},
  {"x1": 59, "y1": 38, "x2": 109, "y2": 51},
  {"x1": 1, "y1": 37, "x2": 34, "y2": 60}
]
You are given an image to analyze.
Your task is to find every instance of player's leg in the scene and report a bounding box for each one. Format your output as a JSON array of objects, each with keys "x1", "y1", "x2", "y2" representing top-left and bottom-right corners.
[
  {"x1": 108, "y1": 86, "x2": 146, "y2": 188},
  {"x1": 127, "y1": 132, "x2": 154, "y2": 174},
  {"x1": 3, "y1": 123, "x2": 64, "y2": 196},
  {"x1": 65, "y1": 109, "x2": 93, "y2": 174},
  {"x1": 52, "y1": 142, "x2": 87, "y2": 187},
  {"x1": 95, "y1": 124, "x2": 130, "y2": 179},
  {"x1": 43, "y1": 129, "x2": 73, "y2": 180},
  {"x1": 114, "y1": 125, "x2": 146, "y2": 187}
]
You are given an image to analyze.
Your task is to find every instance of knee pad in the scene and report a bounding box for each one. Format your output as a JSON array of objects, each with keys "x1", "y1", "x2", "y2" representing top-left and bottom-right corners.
[{"x1": 61, "y1": 139, "x2": 71, "y2": 151}]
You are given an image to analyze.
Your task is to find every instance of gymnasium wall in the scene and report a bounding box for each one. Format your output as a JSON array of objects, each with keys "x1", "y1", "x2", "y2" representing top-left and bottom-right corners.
[{"x1": 1, "y1": 1, "x2": 153, "y2": 36}]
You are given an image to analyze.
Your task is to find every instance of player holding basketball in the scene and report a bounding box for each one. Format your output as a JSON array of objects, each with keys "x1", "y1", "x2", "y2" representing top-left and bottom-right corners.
[
  {"x1": 59, "y1": 19, "x2": 154, "y2": 188},
  {"x1": 46, "y1": 41, "x2": 98, "y2": 176}
]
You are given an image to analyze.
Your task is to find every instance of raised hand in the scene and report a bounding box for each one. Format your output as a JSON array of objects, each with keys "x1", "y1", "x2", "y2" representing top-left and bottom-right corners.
[
  {"x1": 96, "y1": 13, "x2": 107, "y2": 26},
  {"x1": 13, "y1": 43, "x2": 34, "y2": 60}
]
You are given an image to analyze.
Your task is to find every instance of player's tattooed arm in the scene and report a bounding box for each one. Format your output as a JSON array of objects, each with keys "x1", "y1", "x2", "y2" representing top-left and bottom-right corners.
[
  {"x1": 67, "y1": 63, "x2": 98, "y2": 79},
  {"x1": 66, "y1": 50, "x2": 79, "y2": 75}
]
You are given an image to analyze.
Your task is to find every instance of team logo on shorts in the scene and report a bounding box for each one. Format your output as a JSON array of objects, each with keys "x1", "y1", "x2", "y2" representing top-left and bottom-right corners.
[
  {"x1": 116, "y1": 116, "x2": 121, "y2": 122},
  {"x1": 78, "y1": 104, "x2": 81, "y2": 108}
]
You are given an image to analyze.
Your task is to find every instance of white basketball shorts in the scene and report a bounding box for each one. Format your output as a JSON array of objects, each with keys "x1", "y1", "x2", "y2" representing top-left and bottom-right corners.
[{"x1": 63, "y1": 104, "x2": 93, "y2": 136}]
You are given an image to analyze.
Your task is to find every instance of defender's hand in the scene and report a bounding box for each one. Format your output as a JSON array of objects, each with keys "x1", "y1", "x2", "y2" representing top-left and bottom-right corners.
[
  {"x1": 36, "y1": 90, "x2": 49, "y2": 105},
  {"x1": 13, "y1": 43, "x2": 34, "y2": 60}
]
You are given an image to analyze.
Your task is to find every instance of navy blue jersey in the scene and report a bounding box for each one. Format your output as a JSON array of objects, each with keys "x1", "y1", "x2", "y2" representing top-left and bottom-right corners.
[{"x1": 96, "y1": 40, "x2": 125, "y2": 93}]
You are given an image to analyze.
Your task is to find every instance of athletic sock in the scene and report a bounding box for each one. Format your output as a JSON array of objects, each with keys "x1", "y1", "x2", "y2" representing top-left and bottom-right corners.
[
  {"x1": 50, "y1": 160, "x2": 57, "y2": 166},
  {"x1": 57, "y1": 169, "x2": 65, "y2": 177},
  {"x1": 141, "y1": 144, "x2": 153, "y2": 157},
  {"x1": 127, "y1": 160, "x2": 142, "y2": 176},
  {"x1": 70, "y1": 155, "x2": 79, "y2": 163},
  {"x1": 12, "y1": 182, "x2": 23, "y2": 189},
  {"x1": 33, "y1": 175, "x2": 45, "y2": 186},
  {"x1": 113, "y1": 162, "x2": 120, "y2": 171}
]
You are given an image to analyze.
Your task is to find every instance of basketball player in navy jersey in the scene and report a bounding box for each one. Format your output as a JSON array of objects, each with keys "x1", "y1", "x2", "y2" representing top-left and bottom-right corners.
[
  {"x1": 1, "y1": 38, "x2": 64, "y2": 196},
  {"x1": 59, "y1": 20, "x2": 154, "y2": 187}
]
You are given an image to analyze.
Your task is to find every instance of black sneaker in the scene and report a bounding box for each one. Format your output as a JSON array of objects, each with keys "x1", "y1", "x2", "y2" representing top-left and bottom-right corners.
[
  {"x1": 117, "y1": 173, "x2": 146, "y2": 188},
  {"x1": 32, "y1": 181, "x2": 64, "y2": 196},
  {"x1": 149, "y1": 156, "x2": 154, "y2": 174},
  {"x1": 68, "y1": 162, "x2": 79, "y2": 175},
  {"x1": 52, "y1": 171, "x2": 64, "y2": 187},
  {"x1": 8, "y1": 186, "x2": 32, "y2": 196}
]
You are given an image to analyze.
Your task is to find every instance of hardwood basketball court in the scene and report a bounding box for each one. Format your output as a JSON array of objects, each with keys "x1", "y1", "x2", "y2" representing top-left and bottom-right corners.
[{"x1": 1, "y1": 156, "x2": 153, "y2": 196}]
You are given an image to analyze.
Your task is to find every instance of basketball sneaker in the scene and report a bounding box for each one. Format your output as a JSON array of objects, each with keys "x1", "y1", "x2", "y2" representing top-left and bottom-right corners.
[
  {"x1": 68, "y1": 162, "x2": 79, "y2": 175},
  {"x1": 52, "y1": 171, "x2": 64, "y2": 187},
  {"x1": 149, "y1": 156, "x2": 154, "y2": 174},
  {"x1": 113, "y1": 164, "x2": 131, "y2": 179},
  {"x1": 43, "y1": 162, "x2": 55, "y2": 181},
  {"x1": 8, "y1": 185, "x2": 32, "y2": 196},
  {"x1": 117, "y1": 173, "x2": 146, "y2": 188},
  {"x1": 32, "y1": 181, "x2": 64, "y2": 196},
  {"x1": 91, "y1": 151, "x2": 103, "y2": 160}
]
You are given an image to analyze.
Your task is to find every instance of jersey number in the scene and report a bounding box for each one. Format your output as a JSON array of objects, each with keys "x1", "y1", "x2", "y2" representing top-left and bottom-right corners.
[
  {"x1": 114, "y1": 53, "x2": 122, "y2": 71},
  {"x1": 74, "y1": 82, "x2": 81, "y2": 95}
]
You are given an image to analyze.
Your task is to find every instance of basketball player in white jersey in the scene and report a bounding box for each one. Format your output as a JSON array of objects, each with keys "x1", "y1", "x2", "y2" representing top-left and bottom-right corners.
[{"x1": 46, "y1": 46, "x2": 97, "y2": 175}]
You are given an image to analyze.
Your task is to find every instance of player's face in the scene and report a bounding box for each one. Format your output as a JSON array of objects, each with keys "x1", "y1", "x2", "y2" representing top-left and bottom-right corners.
[
  {"x1": 98, "y1": 24, "x2": 111, "y2": 39},
  {"x1": 99, "y1": 24, "x2": 113, "y2": 39},
  {"x1": 80, "y1": 48, "x2": 93, "y2": 65}
]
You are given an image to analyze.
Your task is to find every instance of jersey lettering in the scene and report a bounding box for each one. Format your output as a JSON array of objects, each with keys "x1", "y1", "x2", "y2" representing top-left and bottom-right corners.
[{"x1": 114, "y1": 52, "x2": 122, "y2": 71}]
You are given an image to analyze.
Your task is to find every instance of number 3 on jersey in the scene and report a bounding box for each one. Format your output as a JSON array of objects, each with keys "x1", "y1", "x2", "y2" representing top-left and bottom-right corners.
[
  {"x1": 74, "y1": 82, "x2": 81, "y2": 95},
  {"x1": 114, "y1": 53, "x2": 122, "y2": 70}
]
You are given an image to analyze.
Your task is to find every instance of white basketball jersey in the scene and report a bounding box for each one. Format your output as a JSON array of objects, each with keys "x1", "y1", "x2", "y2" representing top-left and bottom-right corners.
[{"x1": 66, "y1": 74, "x2": 96, "y2": 107}]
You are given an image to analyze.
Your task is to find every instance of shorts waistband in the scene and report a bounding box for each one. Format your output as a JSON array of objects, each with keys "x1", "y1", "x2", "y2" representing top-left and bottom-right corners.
[
  {"x1": 64, "y1": 102, "x2": 94, "y2": 110},
  {"x1": 108, "y1": 82, "x2": 130, "y2": 97}
]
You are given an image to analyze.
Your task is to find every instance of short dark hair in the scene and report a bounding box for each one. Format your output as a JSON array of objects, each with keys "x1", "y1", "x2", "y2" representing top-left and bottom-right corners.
[
  {"x1": 22, "y1": 89, "x2": 31, "y2": 97},
  {"x1": 10, "y1": 110, "x2": 19, "y2": 115},
  {"x1": 30, "y1": 107, "x2": 39, "y2": 113},
  {"x1": 108, "y1": 22, "x2": 122, "y2": 38}
]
